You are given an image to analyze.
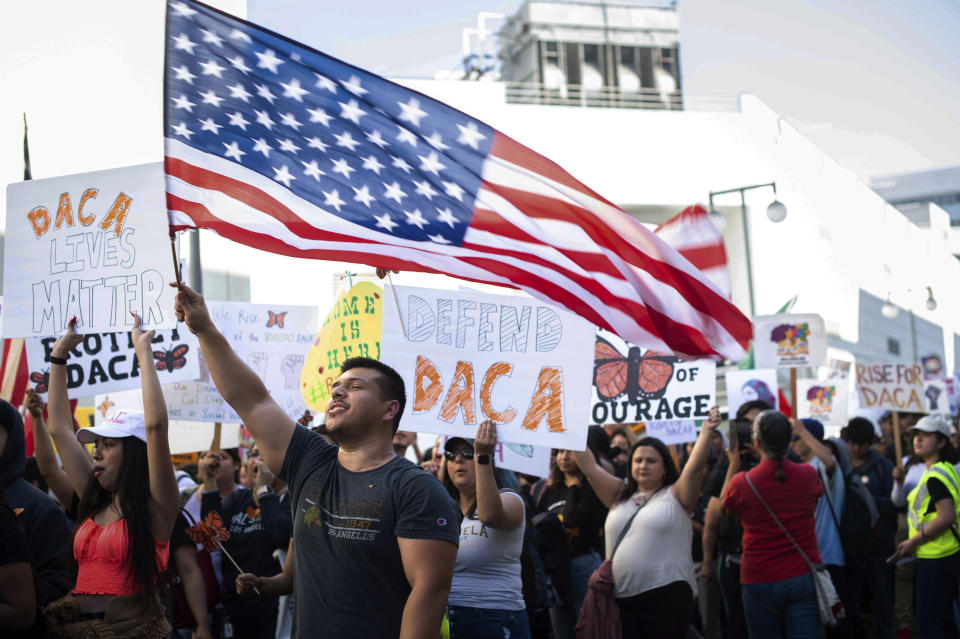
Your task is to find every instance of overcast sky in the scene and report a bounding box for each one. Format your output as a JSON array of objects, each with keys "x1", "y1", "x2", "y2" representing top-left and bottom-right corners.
[{"x1": 2, "y1": 0, "x2": 957, "y2": 224}]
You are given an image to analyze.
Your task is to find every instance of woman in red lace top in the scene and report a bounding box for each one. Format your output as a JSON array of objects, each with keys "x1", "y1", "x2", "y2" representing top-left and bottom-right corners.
[{"x1": 43, "y1": 316, "x2": 180, "y2": 637}]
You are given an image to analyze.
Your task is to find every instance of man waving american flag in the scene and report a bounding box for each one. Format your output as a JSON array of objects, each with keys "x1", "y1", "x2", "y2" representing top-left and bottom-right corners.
[{"x1": 163, "y1": 0, "x2": 751, "y2": 360}]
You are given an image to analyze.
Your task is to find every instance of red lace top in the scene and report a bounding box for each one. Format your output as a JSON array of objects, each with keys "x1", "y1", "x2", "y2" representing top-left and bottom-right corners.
[{"x1": 73, "y1": 517, "x2": 170, "y2": 596}]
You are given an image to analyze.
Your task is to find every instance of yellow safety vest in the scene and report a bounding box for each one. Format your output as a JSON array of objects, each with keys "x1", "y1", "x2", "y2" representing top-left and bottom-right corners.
[{"x1": 907, "y1": 461, "x2": 960, "y2": 559}]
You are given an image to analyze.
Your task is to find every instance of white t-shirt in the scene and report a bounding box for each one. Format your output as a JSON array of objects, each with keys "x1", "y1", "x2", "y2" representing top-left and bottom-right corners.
[
  {"x1": 604, "y1": 487, "x2": 695, "y2": 599},
  {"x1": 448, "y1": 490, "x2": 526, "y2": 611}
]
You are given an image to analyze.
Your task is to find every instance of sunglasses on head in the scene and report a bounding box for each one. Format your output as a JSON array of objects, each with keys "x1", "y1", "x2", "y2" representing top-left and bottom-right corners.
[{"x1": 444, "y1": 448, "x2": 475, "y2": 461}]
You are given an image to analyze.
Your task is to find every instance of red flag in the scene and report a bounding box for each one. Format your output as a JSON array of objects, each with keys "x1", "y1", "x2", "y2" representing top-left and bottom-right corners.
[{"x1": 654, "y1": 205, "x2": 730, "y2": 298}]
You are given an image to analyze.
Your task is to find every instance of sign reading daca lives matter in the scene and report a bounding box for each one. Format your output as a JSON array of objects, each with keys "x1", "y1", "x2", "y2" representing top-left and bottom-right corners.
[
  {"x1": 591, "y1": 329, "x2": 716, "y2": 426},
  {"x1": 381, "y1": 285, "x2": 595, "y2": 450},
  {"x1": 3, "y1": 163, "x2": 178, "y2": 337}
]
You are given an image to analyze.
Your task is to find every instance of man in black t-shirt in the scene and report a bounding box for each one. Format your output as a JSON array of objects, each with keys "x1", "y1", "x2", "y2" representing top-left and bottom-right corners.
[{"x1": 174, "y1": 284, "x2": 461, "y2": 639}]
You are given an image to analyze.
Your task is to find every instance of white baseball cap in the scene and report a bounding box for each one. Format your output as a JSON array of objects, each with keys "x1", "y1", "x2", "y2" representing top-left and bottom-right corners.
[
  {"x1": 909, "y1": 414, "x2": 952, "y2": 438},
  {"x1": 77, "y1": 410, "x2": 147, "y2": 444}
]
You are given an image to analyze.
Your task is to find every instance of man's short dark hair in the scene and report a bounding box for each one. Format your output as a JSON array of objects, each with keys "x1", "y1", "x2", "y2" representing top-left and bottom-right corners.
[
  {"x1": 736, "y1": 400, "x2": 773, "y2": 421},
  {"x1": 341, "y1": 357, "x2": 407, "y2": 432},
  {"x1": 843, "y1": 417, "x2": 876, "y2": 445}
]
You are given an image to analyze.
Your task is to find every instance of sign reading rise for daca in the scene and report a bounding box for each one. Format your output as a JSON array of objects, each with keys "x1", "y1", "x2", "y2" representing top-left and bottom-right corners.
[
  {"x1": 381, "y1": 285, "x2": 595, "y2": 450},
  {"x1": 4, "y1": 163, "x2": 178, "y2": 337}
]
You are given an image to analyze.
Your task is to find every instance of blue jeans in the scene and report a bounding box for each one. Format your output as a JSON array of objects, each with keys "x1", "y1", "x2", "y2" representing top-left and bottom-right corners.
[
  {"x1": 570, "y1": 552, "x2": 602, "y2": 615},
  {"x1": 448, "y1": 605, "x2": 532, "y2": 639},
  {"x1": 741, "y1": 573, "x2": 819, "y2": 639},
  {"x1": 915, "y1": 552, "x2": 960, "y2": 639}
]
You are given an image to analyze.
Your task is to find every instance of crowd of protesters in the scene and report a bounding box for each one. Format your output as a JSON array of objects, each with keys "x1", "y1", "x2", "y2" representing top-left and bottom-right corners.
[{"x1": 1, "y1": 284, "x2": 959, "y2": 639}]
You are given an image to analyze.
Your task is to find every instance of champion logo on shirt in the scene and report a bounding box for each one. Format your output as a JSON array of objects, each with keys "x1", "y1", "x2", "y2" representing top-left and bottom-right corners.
[{"x1": 437, "y1": 518, "x2": 447, "y2": 527}]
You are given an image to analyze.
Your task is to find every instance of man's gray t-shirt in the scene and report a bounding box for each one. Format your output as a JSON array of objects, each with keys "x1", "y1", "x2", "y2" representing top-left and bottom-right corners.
[{"x1": 280, "y1": 426, "x2": 461, "y2": 638}]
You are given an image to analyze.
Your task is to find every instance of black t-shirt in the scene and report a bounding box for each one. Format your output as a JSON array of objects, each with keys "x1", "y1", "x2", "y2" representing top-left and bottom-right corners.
[
  {"x1": 280, "y1": 426, "x2": 461, "y2": 639},
  {"x1": 925, "y1": 477, "x2": 952, "y2": 516},
  {"x1": 171, "y1": 511, "x2": 191, "y2": 550},
  {"x1": 202, "y1": 486, "x2": 292, "y2": 594},
  {"x1": 536, "y1": 482, "x2": 607, "y2": 557}
]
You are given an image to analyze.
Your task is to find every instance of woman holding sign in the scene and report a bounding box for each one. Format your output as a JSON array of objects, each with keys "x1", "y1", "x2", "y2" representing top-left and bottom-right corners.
[
  {"x1": 574, "y1": 406, "x2": 721, "y2": 639},
  {"x1": 442, "y1": 420, "x2": 530, "y2": 639},
  {"x1": 43, "y1": 317, "x2": 180, "y2": 638}
]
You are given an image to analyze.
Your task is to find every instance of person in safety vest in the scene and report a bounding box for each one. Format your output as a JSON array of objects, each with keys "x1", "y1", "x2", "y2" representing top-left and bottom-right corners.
[{"x1": 894, "y1": 414, "x2": 960, "y2": 639}]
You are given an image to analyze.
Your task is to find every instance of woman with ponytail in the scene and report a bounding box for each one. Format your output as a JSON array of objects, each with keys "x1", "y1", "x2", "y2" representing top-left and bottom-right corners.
[
  {"x1": 43, "y1": 317, "x2": 180, "y2": 638},
  {"x1": 720, "y1": 410, "x2": 823, "y2": 639}
]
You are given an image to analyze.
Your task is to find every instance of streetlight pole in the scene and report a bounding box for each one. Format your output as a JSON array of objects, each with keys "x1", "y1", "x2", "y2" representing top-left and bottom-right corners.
[{"x1": 708, "y1": 182, "x2": 783, "y2": 318}]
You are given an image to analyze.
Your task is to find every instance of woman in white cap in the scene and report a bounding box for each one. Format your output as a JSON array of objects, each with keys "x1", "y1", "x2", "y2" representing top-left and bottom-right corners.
[
  {"x1": 43, "y1": 317, "x2": 180, "y2": 637},
  {"x1": 894, "y1": 414, "x2": 960, "y2": 639}
]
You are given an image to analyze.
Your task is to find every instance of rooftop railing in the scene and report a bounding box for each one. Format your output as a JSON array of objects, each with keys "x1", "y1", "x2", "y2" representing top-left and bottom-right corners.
[{"x1": 504, "y1": 82, "x2": 683, "y2": 109}]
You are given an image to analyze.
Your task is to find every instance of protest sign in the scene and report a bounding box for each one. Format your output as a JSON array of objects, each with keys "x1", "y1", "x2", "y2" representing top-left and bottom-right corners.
[
  {"x1": 947, "y1": 373, "x2": 960, "y2": 416},
  {"x1": 725, "y1": 369, "x2": 779, "y2": 418},
  {"x1": 753, "y1": 314, "x2": 827, "y2": 369},
  {"x1": 93, "y1": 388, "x2": 239, "y2": 455},
  {"x1": 924, "y1": 379, "x2": 949, "y2": 415},
  {"x1": 4, "y1": 163, "x2": 178, "y2": 337},
  {"x1": 855, "y1": 362, "x2": 925, "y2": 412},
  {"x1": 644, "y1": 420, "x2": 699, "y2": 446},
  {"x1": 591, "y1": 329, "x2": 716, "y2": 426},
  {"x1": 440, "y1": 435, "x2": 551, "y2": 478},
  {"x1": 25, "y1": 327, "x2": 199, "y2": 399},
  {"x1": 165, "y1": 302, "x2": 319, "y2": 422},
  {"x1": 300, "y1": 281, "x2": 382, "y2": 412},
  {"x1": 797, "y1": 378, "x2": 849, "y2": 425},
  {"x1": 381, "y1": 286, "x2": 595, "y2": 450}
]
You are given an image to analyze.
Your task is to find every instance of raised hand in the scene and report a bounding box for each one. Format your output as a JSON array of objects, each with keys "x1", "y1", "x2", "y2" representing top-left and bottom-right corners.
[
  {"x1": 24, "y1": 388, "x2": 44, "y2": 418},
  {"x1": 131, "y1": 312, "x2": 156, "y2": 355},
  {"x1": 51, "y1": 318, "x2": 83, "y2": 359},
  {"x1": 170, "y1": 282, "x2": 213, "y2": 336},
  {"x1": 474, "y1": 419, "x2": 498, "y2": 456}
]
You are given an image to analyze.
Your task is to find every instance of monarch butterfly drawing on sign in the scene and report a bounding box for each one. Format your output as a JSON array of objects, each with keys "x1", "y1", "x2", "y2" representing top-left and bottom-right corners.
[
  {"x1": 153, "y1": 344, "x2": 189, "y2": 373},
  {"x1": 29, "y1": 370, "x2": 49, "y2": 394},
  {"x1": 266, "y1": 311, "x2": 287, "y2": 328},
  {"x1": 593, "y1": 336, "x2": 678, "y2": 404}
]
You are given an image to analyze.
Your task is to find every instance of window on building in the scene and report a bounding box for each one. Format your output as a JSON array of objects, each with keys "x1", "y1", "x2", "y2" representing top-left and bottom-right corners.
[{"x1": 887, "y1": 338, "x2": 901, "y2": 356}]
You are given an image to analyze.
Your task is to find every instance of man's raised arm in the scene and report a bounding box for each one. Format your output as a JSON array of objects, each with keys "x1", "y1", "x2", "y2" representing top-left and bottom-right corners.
[{"x1": 172, "y1": 282, "x2": 295, "y2": 474}]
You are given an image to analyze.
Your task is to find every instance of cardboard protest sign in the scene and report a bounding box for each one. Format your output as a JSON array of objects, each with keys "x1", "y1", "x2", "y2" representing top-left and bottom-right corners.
[
  {"x1": 855, "y1": 362, "x2": 926, "y2": 412},
  {"x1": 591, "y1": 329, "x2": 716, "y2": 426},
  {"x1": 381, "y1": 286, "x2": 595, "y2": 450},
  {"x1": 25, "y1": 327, "x2": 199, "y2": 399},
  {"x1": 797, "y1": 378, "x2": 849, "y2": 425},
  {"x1": 440, "y1": 435, "x2": 551, "y2": 478},
  {"x1": 4, "y1": 163, "x2": 178, "y2": 337},
  {"x1": 725, "y1": 369, "x2": 779, "y2": 418},
  {"x1": 644, "y1": 420, "x2": 699, "y2": 446},
  {"x1": 165, "y1": 302, "x2": 319, "y2": 422},
  {"x1": 95, "y1": 389, "x2": 239, "y2": 455},
  {"x1": 301, "y1": 281, "x2": 382, "y2": 412},
  {"x1": 753, "y1": 314, "x2": 827, "y2": 369}
]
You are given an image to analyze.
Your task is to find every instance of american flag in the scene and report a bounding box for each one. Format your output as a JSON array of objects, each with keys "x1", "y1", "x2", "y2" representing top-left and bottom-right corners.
[
  {"x1": 163, "y1": 0, "x2": 751, "y2": 360},
  {"x1": 655, "y1": 205, "x2": 731, "y2": 299}
]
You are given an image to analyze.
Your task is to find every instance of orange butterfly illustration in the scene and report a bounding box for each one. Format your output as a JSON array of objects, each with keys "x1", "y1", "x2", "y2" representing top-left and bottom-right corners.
[
  {"x1": 593, "y1": 336, "x2": 678, "y2": 404},
  {"x1": 266, "y1": 311, "x2": 287, "y2": 328},
  {"x1": 246, "y1": 506, "x2": 261, "y2": 520},
  {"x1": 187, "y1": 510, "x2": 231, "y2": 552},
  {"x1": 13, "y1": 508, "x2": 23, "y2": 516},
  {"x1": 297, "y1": 410, "x2": 313, "y2": 427}
]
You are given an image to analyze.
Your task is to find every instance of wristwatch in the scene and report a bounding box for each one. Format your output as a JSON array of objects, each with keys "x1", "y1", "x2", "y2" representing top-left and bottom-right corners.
[
  {"x1": 257, "y1": 485, "x2": 274, "y2": 497},
  {"x1": 476, "y1": 454, "x2": 491, "y2": 465}
]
